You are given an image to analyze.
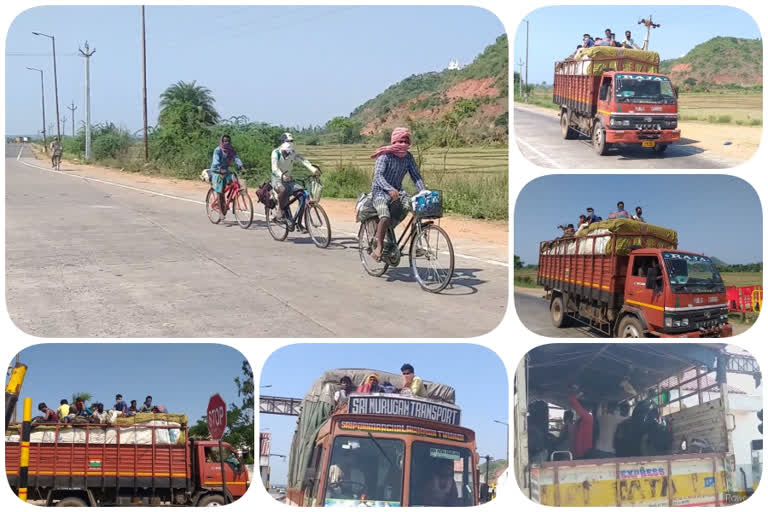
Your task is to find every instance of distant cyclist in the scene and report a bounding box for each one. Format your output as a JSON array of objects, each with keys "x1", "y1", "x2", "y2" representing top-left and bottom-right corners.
[
  {"x1": 271, "y1": 132, "x2": 320, "y2": 223},
  {"x1": 49, "y1": 138, "x2": 63, "y2": 168},
  {"x1": 210, "y1": 134, "x2": 244, "y2": 216},
  {"x1": 369, "y1": 127, "x2": 426, "y2": 261}
]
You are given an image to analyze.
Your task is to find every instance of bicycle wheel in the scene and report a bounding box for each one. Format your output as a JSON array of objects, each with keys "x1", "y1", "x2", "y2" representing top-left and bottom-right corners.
[
  {"x1": 265, "y1": 206, "x2": 289, "y2": 241},
  {"x1": 233, "y1": 190, "x2": 253, "y2": 229},
  {"x1": 358, "y1": 218, "x2": 389, "y2": 277},
  {"x1": 409, "y1": 223, "x2": 454, "y2": 293},
  {"x1": 305, "y1": 203, "x2": 331, "y2": 248},
  {"x1": 205, "y1": 188, "x2": 222, "y2": 224}
]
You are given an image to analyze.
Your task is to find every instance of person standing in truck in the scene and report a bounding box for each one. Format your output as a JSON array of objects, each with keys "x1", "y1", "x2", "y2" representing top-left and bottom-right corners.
[
  {"x1": 632, "y1": 206, "x2": 645, "y2": 222},
  {"x1": 568, "y1": 387, "x2": 594, "y2": 459},
  {"x1": 589, "y1": 401, "x2": 624, "y2": 458},
  {"x1": 399, "y1": 363, "x2": 427, "y2": 397},
  {"x1": 622, "y1": 30, "x2": 642, "y2": 49}
]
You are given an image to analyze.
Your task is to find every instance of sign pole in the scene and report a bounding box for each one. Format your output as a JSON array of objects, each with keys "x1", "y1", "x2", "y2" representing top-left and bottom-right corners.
[
  {"x1": 219, "y1": 439, "x2": 229, "y2": 504},
  {"x1": 207, "y1": 393, "x2": 229, "y2": 504}
]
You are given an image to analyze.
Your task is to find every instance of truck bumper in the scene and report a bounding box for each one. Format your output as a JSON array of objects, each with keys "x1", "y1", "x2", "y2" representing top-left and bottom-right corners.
[
  {"x1": 655, "y1": 323, "x2": 732, "y2": 338},
  {"x1": 606, "y1": 129, "x2": 681, "y2": 145}
]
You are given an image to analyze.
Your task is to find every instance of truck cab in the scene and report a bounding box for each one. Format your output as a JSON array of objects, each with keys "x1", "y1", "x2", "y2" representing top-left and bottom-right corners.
[
  {"x1": 621, "y1": 249, "x2": 731, "y2": 337},
  {"x1": 191, "y1": 440, "x2": 250, "y2": 501}
]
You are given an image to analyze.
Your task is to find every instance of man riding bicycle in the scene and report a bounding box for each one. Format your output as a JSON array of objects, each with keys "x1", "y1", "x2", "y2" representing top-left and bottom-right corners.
[
  {"x1": 369, "y1": 127, "x2": 426, "y2": 261},
  {"x1": 49, "y1": 138, "x2": 63, "y2": 168},
  {"x1": 210, "y1": 134, "x2": 244, "y2": 216},
  {"x1": 271, "y1": 132, "x2": 320, "y2": 224}
]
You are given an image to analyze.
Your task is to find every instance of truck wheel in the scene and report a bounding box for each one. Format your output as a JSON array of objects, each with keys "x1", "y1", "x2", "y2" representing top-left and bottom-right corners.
[
  {"x1": 560, "y1": 111, "x2": 577, "y2": 140},
  {"x1": 592, "y1": 121, "x2": 610, "y2": 155},
  {"x1": 551, "y1": 296, "x2": 570, "y2": 328},
  {"x1": 198, "y1": 494, "x2": 226, "y2": 507},
  {"x1": 617, "y1": 316, "x2": 644, "y2": 338},
  {"x1": 654, "y1": 144, "x2": 668, "y2": 153},
  {"x1": 56, "y1": 497, "x2": 88, "y2": 507}
]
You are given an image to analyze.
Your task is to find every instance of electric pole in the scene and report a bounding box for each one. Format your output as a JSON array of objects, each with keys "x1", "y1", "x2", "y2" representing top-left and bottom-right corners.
[
  {"x1": 141, "y1": 6, "x2": 149, "y2": 161},
  {"x1": 61, "y1": 114, "x2": 67, "y2": 134},
  {"x1": 32, "y1": 32, "x2": 60, "y2": 141},
  {"x1": 483, "y1": 454, "x2": 493, "y2": 487},
  {"x1": 79, "y1": 41, "x2": 96, "y2": 160},
  {"x1": 638, "y1": 15, "x2": 661, "y2": 51},
  {"x1": 525, "y1": 19, "x2": 529, "y2": 102},
  {"x1": 26, "y1": 67, "x2": 47, "y2": 152},
  {"x1": 517, "y1": 58, "x2": 524, "y2": 98},
  {"x1": 67, "y1": 101, "x2": 77, "y2": 137}
]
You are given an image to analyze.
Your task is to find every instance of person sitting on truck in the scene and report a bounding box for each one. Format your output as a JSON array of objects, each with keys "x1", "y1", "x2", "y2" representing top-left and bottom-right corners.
[
  {"x1": 128, "y1": 400, "x2": 139, "y2": 415},
  {"x1": 585, "y1": 208, "x2": 600, "y2": 223},
  {"x1": 91, "y1": 403, "x2": 108, "y2": 423},
  {"x1": 622, "y1": 30, "x2": 642, "y2": 49},
  {"x1": 589, "y1": 401, "x2": 624, "y2": 458},
  {"x1": 334, "y1": 376, "x2": 354, "y2": 405},
  {"x1": 568, "y1": 387, "x2": 594, "y2": 459},
  {"x1": 57, "y1": 399, "x2": 70, "y2": 420},
  {"x1": 357, "y1": 374, "x2": 382, "y2": 394},
  {"x1": 582, "y1": 34, "x2": 594, "y2": 48},
  {"x1": 399, "y1": 363, "x2": 427, "y2": 397},
  {"x1": 632, "y1": 206, "x2": 645, "y2": 223},
  {"x1": 36, "y1": 402, "x2": 60, "y2": 424},
  {"x1": 610, "y1": 201, "x2": 631, "y2": 219},
  {"x1": 140, "y1": 396, "x2": 153, "y2": 412},
  {"x1": 113, "y1": 394, "x2": 128, "y2": 416}
]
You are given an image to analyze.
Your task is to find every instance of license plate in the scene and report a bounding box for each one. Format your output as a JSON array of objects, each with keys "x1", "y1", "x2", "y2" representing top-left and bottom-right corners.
[{"x1": 642, "y1": 141, "x2": 656, "y2": 148}]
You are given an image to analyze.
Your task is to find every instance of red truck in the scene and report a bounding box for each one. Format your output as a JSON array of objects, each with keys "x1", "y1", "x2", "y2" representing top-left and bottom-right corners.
[
  {"x1": 537, "y1": 223, "x2": 732, "y2": 338},
  {"x1": 554, "y1": 47, "x2": 680, "y2": 155},
  {"x1": 5, "y1": 422, "x2": 249, "y2": 506}
]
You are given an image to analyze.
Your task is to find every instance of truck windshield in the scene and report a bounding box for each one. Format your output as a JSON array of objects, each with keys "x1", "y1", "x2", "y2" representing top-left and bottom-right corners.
[
  {"x1": 409, "y1": 442, "x2": 474, "y2": 507},
  {"x1": 615, "y1": 74, "x2": 676, "y2": 104},
  {"x1": 662, "y1": 252, "x2": 724, "y2": 292},
  {"x1": 324, "y1": 436, "x2": 404, "y2": 506}
]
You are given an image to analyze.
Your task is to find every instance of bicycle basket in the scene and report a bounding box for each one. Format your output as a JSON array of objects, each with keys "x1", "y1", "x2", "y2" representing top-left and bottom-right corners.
[
  {"x1": 308, "y1": 176, "x2": 323, "y2": 202},
  {"x1": 412, "y1": 190, "x2": 443, "y2": 219}
]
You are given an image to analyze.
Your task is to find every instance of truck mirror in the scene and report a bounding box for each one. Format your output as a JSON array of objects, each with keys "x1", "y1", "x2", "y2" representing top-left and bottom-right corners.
[{"x1": 645, "y1": 267, "x2": 658, "y2": 289}]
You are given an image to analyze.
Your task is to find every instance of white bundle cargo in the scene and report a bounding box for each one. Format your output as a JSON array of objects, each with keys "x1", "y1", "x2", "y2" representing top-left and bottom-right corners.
[{"x1": 5, "y1": 420, "x2": 183, "y2": 445}]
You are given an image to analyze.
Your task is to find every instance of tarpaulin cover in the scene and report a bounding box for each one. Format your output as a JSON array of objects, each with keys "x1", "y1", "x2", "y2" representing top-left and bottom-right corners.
[
  {"x1": 577, "y1": 219, "x2": 677, "y2": 256},
  {"x1": 5, "y1": 420, "x2": 185, "y2": 445},
  {"x1": 287, "y1": 368, "x2": 456, "y2": 489},
  {"x1": 569, "y1": 47, "x2": 660, "y2": 75}
]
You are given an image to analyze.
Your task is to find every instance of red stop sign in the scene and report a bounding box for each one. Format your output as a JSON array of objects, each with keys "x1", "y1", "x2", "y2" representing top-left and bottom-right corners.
[{"x1": 207, "y1": 394, "x2": 227, "y2": 440}]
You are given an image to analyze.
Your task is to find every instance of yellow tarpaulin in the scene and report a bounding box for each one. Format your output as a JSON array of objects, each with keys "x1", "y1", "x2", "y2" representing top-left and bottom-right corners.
[
  {"x1": 574, "y1": 47, "x2": 660, "y2": 75},
  {"x1": 578, "y1": 218, "x2": 678, "y2": 256}
]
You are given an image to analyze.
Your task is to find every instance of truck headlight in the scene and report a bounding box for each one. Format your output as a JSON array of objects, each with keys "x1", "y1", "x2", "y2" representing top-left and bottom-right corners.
[
  {"x1": 681, "y1": 318, "x2": 689, "y2": 326},
  {"x1": 665, "y1": 317, "x2": 672, "y2": 328},
  {"x1": 673, "y1": 320, "x2": 681, "y2": 328}
]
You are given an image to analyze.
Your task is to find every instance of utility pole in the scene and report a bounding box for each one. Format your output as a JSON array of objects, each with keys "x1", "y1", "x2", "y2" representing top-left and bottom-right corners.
[
  {"x1": 32, "y1": 32, "x2": 60, "y2": 141},
  {"x1": 26, "y1": 67, "x2": 47, "y2": 152},
  {"x1": 79, "y1": 41, "x2": 96, "y2": 159},
  {"x1": 638, "y1": 15, "x2": 661, "y2": 51},
  {"x1": 141, "y1": 6, "x2": 149, "y2": 161},
  {"x1": 483, "y1": 454, "x2": 493, "y2": 487},
  {"x1": 516, "y1": 58, "x2": 524, "y2": 98},
  {"x1": 525, "y1": 19, "x2": 529, "y2": 102},
  {"x1": 67, "y1": 101, "x2": 77, "y2": 137}
]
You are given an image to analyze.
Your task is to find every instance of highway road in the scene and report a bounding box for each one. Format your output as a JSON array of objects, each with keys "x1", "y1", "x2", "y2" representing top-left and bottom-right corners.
[
  {"x1": 514, "y1": 106, "x2": 737, "y2": 169},
  {"x1": 5, "y1": 144, "x2": 508, "y2": 338},
  {"x1": 514, "y1": 291, "x2": 601, "y2": 338}
]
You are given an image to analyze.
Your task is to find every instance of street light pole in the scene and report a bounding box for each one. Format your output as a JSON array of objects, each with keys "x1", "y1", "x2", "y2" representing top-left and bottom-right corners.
[
  {"x1": 494, "y1": 420, "x2": 509, "y2": 465},
  {"x1": 79, "y1": 41, "x2": 96, "y2": 160},
  {"x1": 141, "y1": 6, "x2": 149, "y2": 161},
  {"x1": 32, "y1": 32, "x2": 60, "y2": 141},
  {"x1": 26, "y1": 67, "x2": 47, "y2": 152}
]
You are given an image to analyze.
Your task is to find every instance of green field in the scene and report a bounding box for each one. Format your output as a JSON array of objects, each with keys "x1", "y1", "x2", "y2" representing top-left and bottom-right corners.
[
  {"x1": 514, "y1": 88, "x2": 762, "y2": 126},
  {"x1": 514, "y1": 268, "x2": 762, "y2": 289}
]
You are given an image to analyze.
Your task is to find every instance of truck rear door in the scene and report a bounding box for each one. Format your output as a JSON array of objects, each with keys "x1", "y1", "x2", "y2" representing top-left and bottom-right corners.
[{"x1": 625, "y1": 254, "x2": 665, "y2": 328}]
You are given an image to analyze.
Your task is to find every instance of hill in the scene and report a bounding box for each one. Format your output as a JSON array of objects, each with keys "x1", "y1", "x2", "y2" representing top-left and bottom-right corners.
[
  {"x1": 348, "y1": 34, "x2": 508, "y2": 143},
  {"x1": 660, "y1": 37, "x2": 762, "y2": 90}
]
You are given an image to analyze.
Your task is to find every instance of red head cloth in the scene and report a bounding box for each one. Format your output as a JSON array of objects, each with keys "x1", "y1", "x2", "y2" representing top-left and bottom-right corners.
[{"x1": 371, "y1": 127, "x2": 411, "y2": 159}]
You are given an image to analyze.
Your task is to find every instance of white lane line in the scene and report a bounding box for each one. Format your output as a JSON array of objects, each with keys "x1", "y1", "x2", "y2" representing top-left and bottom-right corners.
[
  {"x1": 515, "y1": 136, "x2": 563, "y2": 169},
  {"x1": 16, "y1": 158, "x2": 508, "y2": 268},
  {"x1": 17, "y1": 144, "x2": 24, "y2": 160}
]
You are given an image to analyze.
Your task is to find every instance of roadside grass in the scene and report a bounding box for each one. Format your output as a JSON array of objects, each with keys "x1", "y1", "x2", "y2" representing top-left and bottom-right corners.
[{"x1": 514, "y1": 267, "x2": 541, "y2": 288}]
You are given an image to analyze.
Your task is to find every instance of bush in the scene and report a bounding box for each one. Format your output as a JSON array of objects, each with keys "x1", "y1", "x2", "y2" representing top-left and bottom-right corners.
[
  {"x1": 716, "y1": 115, "x2": 732, "y2": 124},
  {"x1": 92, "y1": 132, "x2": 132, "y2": 160},
  {"x1": 322, "y1": 164, "x2": 371, "y2": 199}
]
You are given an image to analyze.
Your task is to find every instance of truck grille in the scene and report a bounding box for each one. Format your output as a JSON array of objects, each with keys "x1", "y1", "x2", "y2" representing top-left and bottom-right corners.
[{"x1": 609, "y1": 116, "x2": 677, "y2": 130}]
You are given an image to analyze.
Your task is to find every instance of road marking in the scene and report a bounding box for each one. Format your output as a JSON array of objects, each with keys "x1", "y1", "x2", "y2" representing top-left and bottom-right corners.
[
  {"x1": 17, "y1": 144, "x2": 24, "y2": 160},
  {"x1": 515, "y1": 136, "x2": 563, "y2": 169},
  {"x1": 16, "y1": 158, "x2": 507, "y2": 268}
]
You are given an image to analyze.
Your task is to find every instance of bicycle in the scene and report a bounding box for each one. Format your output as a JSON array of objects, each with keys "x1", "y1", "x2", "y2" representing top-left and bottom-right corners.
[
  {"x1": 358, "y1": 191, "x2": 454, "y2": 293},
  {"x1": 264, "y1": 174, "x2": 331, "y2": 249},
  {"x1": 205, "y1": 170, "x2": 254, "y2": 229},
  {"x1": 52, "y1": 153, "x2": 62, "y2": 171}
]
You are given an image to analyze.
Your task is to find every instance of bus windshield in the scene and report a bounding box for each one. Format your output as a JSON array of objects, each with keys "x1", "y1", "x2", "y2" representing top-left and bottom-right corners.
[
  {"x1": 662, "y1": 252, "x2": 725, "y2": 293},
  {"x1": 615, "y1": 74, "x2": 676, "y2": 104},
  {"x1": 324, "y1": 436, "x2": 404, "y2": 506},
  {"x1": 409, "y1": 442, "x2": 474, "y2": 507}
]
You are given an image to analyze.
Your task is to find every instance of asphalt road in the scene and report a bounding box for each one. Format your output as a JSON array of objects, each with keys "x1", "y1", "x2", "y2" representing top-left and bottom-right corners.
[
  {"x1": 5, "y1": 144, "x2": 508, "y2": 338},
  {"x1": 514, "y1": 107, "x2": 736, "y2": 169},
  {"x1": 514, "y1": 291, "x2": 601, "y2": 338}
]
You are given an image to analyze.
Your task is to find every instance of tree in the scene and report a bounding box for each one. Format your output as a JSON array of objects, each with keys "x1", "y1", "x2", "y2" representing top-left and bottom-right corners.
[
  {"x1": 514, "y1": 255, "x2": 525, "y2": 270},
  {"x1": 327, "y1": 116, "x2": 353, "y2": 168},
  {"x1": 158, "y1": 80, "x2": 219, "y2": 128},
  {"x1": 71, "y1": 392, "x2": 94, "y2": 407}
]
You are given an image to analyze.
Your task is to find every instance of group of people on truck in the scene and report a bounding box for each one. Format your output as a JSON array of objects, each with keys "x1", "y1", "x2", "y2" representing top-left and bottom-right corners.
[
  {"x1": 206, "y1": 127, "x2": 428, "y2": 256},
  {"x1": 573, "y1": 28, "x2": 642, "y2": 56},
  {"x1": 528, "y1": 383, "x2": 674, "y2": 463},
  {"x1": 33, "y1": 394, "x2": 162, "y2": 425},
  {"x1": 333, "y1": 363, "x2": 427, "y2": 406},
  {"x1": 558, "y1": 202, "x2": 646, "y2": 237}
]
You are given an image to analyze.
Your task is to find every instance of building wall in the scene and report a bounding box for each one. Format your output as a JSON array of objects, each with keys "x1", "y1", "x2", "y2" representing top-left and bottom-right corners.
[{"x1": 729, "y1": 395, "x2": 762, "y2": 490}]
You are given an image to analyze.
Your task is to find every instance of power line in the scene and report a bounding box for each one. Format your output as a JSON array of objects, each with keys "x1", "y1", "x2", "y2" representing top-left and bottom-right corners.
[{"x1": 6, "y1": 52, "x2": 80, "y2": 57}]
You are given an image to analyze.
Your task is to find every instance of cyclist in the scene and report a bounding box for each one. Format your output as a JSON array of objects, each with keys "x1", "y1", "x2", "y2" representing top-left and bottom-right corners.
[
  {"x1": 369, "y1": 127, "x2": 426, "y2": 261},
  {"x1": 271, "y1": 132, "x2": 320, "y2": 224},
  {"x1": 210, "y1": 134, "x2": 244, "y2": 216},
  {"x1": 49, "y1": 137, "x2": 63, "y2": 168}
]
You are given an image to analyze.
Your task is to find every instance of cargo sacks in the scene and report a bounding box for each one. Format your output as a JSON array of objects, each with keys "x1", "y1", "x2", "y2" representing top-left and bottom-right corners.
[{"x1": 558, "y1": 47, "x2": 660, "y2": 76}]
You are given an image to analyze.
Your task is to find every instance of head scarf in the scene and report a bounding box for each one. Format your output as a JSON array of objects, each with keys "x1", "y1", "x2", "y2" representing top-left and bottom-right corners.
[
  {"x1": 356, "y1": 373, "x2": 381, "y2": 393},
  {"x1": 279, "y1": 141, "x2": 295, "y2": 155},
  {"x1": 219, "y1": 135, "x2": 236, "y2": 163},
  {"x1": 371, "y1": 127, "x2": 411, "y2": 159}
]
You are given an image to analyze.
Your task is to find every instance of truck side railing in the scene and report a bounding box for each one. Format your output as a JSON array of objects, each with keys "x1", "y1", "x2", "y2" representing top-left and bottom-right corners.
[{"x1": 555, "y1": 52, "x2": 659, "y2": 75}]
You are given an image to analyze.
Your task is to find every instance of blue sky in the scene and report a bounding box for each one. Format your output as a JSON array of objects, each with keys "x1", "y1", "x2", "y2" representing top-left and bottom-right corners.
[
  {"x1": 513, "y1": 5, "x2": 762, "y2": 85},
  {"x1": 5, "y1": 5, "x2": 505, "y2": 135},
  {"x1": 7, "y1": 343, "x2": 248, "y2": 423},
  {"x1": 259, "y1": 344, "x2": 509, "y2": 486},
  {"x1": 514, "y1": 175, "x2": 762, "y2": 265}
]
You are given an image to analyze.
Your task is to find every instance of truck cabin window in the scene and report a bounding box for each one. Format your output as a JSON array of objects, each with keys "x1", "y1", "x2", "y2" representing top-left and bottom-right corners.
[
  {"x1": 204, "y1": 446, "x2": 242, "y2": 473},
  {"x1": 409, "y1": 442, "x2": 474, "y2": 507},
  {"x1": 615, "y1": 75, "x2": 676, "y2": 104},
  {"x1": 662, "y1": 252, "x2": 724, "y2": 292},
  {"x1": 631, "y1": 256, "x2": 660, "y2": 277},
  {"x1": 599, "y1": 80, "x2": 612, "y2": 101},
  {"x1": 324, "y1": 436, "x2": 404, "y2": 505}
]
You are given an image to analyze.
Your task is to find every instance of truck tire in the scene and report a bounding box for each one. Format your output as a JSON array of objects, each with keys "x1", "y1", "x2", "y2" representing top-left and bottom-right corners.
[
  {"x1": 617, "y1": 316, "x2": 644, "y2": 338},
  {"x1": 654, "y1": 143, "x2": 668, "y2": 153},
  {"x1": 560, "y1": 111, "x2": 577, "y2": 140},
  {"x1": 56, "y1": 497, "x2": 88, "y2": 507},
  {"x1": 551, "y1": 295, "x2": 570, "y2": 328},
  {"x1": 198, "y1": 494, "x2": 226, "y2": 507},
  {"x1": 592, "y1": 120, "x2": 610, "y2": 155}
]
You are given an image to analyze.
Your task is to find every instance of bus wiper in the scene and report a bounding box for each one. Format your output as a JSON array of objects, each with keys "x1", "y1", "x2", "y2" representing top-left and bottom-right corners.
[{"x1": 367, "y1": 432, "x2": 398, "y2": 473}]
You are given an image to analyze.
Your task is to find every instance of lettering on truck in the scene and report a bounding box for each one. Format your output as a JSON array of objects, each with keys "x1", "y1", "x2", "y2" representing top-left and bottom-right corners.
[
  {"x1": 348, "y1": 395, "x2": 460, "y2": 425},
  {"x1": 619, "y1": 467, "x2": 666, "y2": 479}
]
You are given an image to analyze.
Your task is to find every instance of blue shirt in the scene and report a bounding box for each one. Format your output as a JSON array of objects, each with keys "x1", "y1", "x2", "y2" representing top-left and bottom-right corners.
[
  {"x1": 371, "y1": 153, "x2": 425, "y2": 199},
  {"x1": 210, "y1": 147, "x2": 243, "y2": 174},
  {"x1": 114, "y1": 400, "x2": 127, "y2": 413},
  {"x1": 584, "y1": 38, "x2": 594, "y2": 48},
  {"x1": 586, "y1": 213, "x2": 600, "y2": 223}
]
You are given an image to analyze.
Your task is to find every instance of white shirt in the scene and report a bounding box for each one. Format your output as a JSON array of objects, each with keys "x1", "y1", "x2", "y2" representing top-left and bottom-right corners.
[
  {"x1": 334, "y1": 390, "x2": 348, "y2": 405},
  {"x1": 271, "y1": 148, "x2": 316, "y2": 182},
  {"x1": 595, "y1": 412, "x2": 625, "y2": 453},
  {"x1": 632, "y1": 214, "x2": 645, "y2": 223},
  {"x1": 622, "y1": 38, "x2": 641, "y2": 50}
]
